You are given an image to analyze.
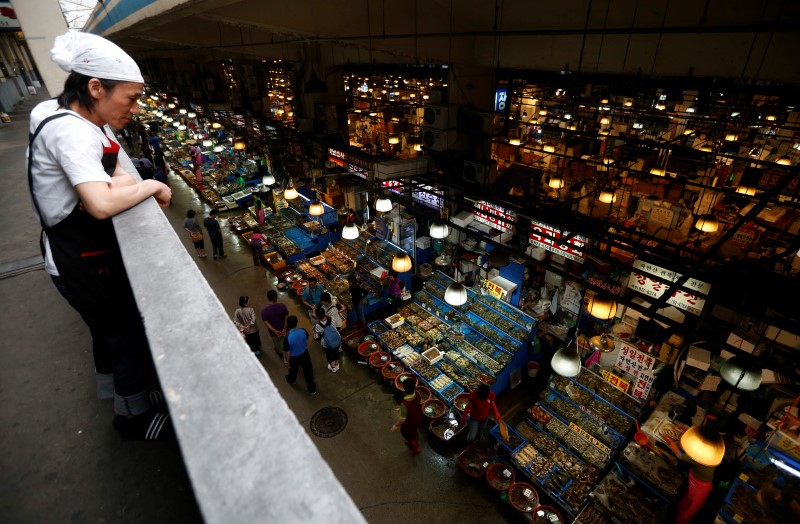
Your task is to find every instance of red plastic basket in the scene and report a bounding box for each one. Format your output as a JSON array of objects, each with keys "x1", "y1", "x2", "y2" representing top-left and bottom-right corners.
[
  {"x1": 485, "y1": 463, "x2": 515, "y2": 491},
  {"x1": 508, "y1": 482, "x2": 539, "y2": 513}
]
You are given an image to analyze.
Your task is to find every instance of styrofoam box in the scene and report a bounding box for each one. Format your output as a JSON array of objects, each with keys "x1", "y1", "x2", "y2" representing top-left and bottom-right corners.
[
  {"x1": 415, "y1": 236, "x2": 432, "y2": 248},
  {"x1": 451, "y1": 210, "x2": 474, "y2": 227}
]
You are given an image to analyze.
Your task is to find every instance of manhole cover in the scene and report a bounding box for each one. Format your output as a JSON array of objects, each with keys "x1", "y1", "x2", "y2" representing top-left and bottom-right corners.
[{"x1": 310, "y1": 406, "x2": 348, "y2": 438}]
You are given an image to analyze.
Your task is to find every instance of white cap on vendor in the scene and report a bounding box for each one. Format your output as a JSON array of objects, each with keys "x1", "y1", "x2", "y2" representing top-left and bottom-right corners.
[{"x1": 50, "y1": 31, "x2": 144, "y2": 83}]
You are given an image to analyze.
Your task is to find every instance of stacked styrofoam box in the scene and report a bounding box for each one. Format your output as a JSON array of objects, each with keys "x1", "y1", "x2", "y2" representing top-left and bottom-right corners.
[{"x1": 415, "y1": 236, "x2": 432, "y2": 249}]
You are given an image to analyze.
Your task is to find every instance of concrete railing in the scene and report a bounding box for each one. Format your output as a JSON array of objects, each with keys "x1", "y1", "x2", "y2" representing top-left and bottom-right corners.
[{"x1": 113, "y1": 152, "x2": 366, "y2": 524}]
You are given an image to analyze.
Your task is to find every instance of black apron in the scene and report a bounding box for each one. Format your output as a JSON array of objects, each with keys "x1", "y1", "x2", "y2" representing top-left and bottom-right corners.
[{"x1": 28, "y1": 113, "x2": 142, "y2": 332}]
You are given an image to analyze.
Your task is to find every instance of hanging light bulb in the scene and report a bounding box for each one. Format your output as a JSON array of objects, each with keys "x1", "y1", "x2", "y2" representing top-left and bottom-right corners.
[
  {"x1": 694, "y1": 215, "x2": 719, "y2": 233},
  {"x1": 444, "y1": 282, "x2": 468, "y2": 306},
  {"x1": 598, "y1": 188, "x2": 616, "y2": 204},
  {"x1": 680, "y1": 420, "x2": 725, "y2": 467},
  {"x1": 375, "y1": 197, "x2": 392, "y2": 213},
  {"x1": 342, "y1": 223, "x2": 359, "y2": 240},
  {"x1": 588, "y1": 332, "x2": 615, "y2": 353},
  {"x1": 551, "y1": 344, "x2": 581, "y2": 377},
  {"x1": 308, "y1": 200, "x2": 325, "y2": 216},
  {"x1": 585, "y1": 294, "x2": 617, "y2": 320},
  {"x1": 548, "y1": 176, "x2": 564, "y2": 189},
  {"x1": 429, "y1": 222, "x2": 450, "y2": 239},
  {"x1": 392, "y1": 253, "x2": 412, "y2": 273},
  {"x1": 262, "y1": 174, "x2": 276, "y2": 186},
  {"x1": 284, "y1": 185, "x2": 298, "y2": 200},
  {"x1": 720, "y1": 357, "x2": 762, "y2": 391}
]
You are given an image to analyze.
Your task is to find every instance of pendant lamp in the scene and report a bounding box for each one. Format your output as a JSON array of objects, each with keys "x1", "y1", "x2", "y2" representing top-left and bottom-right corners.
[
  {"x1": 680, "y1": 420, "x2": 725, "y2": 466},
  {"x1": 487, "y1": 249, "x2": 510, "y2": 268},
  {"x1": 342, "y1": 223, "x2": 359, "y2": 240},
  {"x1": 392, "y1": 253, "x2": 412, "y2": 273},
  {"x1": 262, "y1": 174, "x2": 276, "y2": 186},
  {"x1": 720, "y1": 356, "x2": 762, "y2": 391},
  {"x1": 213, "y1": 145, "x2": 224, "y2": 153},
  {"x1": 694, "y1": 214, "x2": 719, "y2": 233},
  {"x1": 585, "y1": 294, "x2": 617, "y2": 320},
  {"x1": 234, "y1": 140, "x2": 246, "y2": 151},
  {"x1": 548, "y1": 176, "x2": 564, "y2": 189},
  {"x1": 598, "y1": 188, "x2": 616, "y2": 204},
  {"x1": 309, "y1": 200, "x2": 325, "y2": 216},
  {"x1": 429, "y1": 222, "x2": 450, "y2": 239},
  {"x1": 735, "y1": 185, "x2": 756, "y2": 196},
  {"x1": 588, "y1": 332, "x2": 615, "y2": 353},
  {"x1": 202, "y1": 139, "x2": 213, "y2": 148},
  {"x1": 375, "y1": 197, "x2": 392, "y2": 213},
  {"x1": 444, "y1": 282, "x2": 468, "y2": 306},
  {"x1": 284, "y1": 182, "x2": 298, "y2": 200},
  {"x1": 551, "y1": 344, "x2": 581, "y2": 377}
]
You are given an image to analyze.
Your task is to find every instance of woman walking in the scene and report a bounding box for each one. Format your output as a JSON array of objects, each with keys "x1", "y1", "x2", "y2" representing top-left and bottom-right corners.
[
  {"x1": 314, "y1": 307, "x2": 342, "y2": 372},
  {"x1": 184, "y1": 209, "x2": 206, "y2": 258},
  {"x1": 234, "y1": 296, "x2": 262, "y2": 357}
]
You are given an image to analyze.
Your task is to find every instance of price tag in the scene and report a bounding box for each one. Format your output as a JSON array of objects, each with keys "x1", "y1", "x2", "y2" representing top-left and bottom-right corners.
[
  {"x1": 600, "y1": 369, "x2": 631, "y2": 394},
  {"x1": 569, "y1": 422, "x2": 611, "y2": 455},
  {"x1": 738, "y1": 473, "x2": 750, "y2": 482},
  {"x1": 484, "y1": 280, "x2": 504, "y2": 299}
]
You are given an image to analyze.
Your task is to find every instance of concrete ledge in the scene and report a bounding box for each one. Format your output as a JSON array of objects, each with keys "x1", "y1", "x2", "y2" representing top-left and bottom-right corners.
[{"x1": 111, "y1": 153, "x2": 366, "y2": 524}]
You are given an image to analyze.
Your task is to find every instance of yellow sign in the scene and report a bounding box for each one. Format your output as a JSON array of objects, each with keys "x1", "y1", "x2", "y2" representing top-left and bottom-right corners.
[
  {"x1": 600, "y1": 369, "x2": 631, "y2": 394},
  {"x1": 569, "y1": 422, "x2": 611, "y2": 456},
  {"x1": 484, "y1": 280, "x2": 504, "y2": 299}
]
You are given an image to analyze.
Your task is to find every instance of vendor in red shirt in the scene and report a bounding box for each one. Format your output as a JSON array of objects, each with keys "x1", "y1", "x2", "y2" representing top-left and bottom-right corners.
[
  {"x1": 390, "y1": 379, "x2": 423, "y2": 455},
  {"x1": 461, "y1": 384, "x2": 502, "y2": 443}
]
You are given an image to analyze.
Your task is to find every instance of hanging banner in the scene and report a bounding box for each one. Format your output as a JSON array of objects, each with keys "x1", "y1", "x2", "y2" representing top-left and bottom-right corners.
[
  {"x1": 627, "y1": 259, "x2": 710, "y2": 315},
  {"x1": 411, "y1": 184, "x2": 443, "y2": 211},
  {"x1": 529, "y1": 220, "x2": 587, "y2": 263},
  {"x1": 472, "y1": 201, "x2": 515, "y2": 233}
]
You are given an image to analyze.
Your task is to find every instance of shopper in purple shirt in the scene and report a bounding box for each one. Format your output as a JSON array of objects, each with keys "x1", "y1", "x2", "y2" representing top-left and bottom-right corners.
[{"x1": 261, "y1": 289, "x2": 289, "y2": 356}]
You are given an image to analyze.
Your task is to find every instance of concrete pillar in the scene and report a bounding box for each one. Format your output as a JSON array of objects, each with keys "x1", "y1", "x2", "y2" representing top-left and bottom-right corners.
[{"x1": 11, "y1": 0, "x2": 69, "y2": 97}]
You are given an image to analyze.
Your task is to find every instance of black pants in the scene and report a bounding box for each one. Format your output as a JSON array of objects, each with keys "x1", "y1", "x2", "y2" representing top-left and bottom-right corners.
[
  {"x1": 287, "y1": 351, "x2": 316, "y2": 393},
  {"x1": 209, "y1": 234, "x2": 224, "y2": 257}
]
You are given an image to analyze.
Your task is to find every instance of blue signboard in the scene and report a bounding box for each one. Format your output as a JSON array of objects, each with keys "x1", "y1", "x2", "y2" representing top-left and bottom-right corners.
[{"x1": 494, "y1": 88, "x2": 509, "y2": 113}]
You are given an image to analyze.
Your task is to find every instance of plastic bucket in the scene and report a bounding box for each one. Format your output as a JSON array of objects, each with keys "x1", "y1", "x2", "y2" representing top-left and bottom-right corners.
[{"x1": 527, "y1": 361, "x2": 540, "y2": 378}]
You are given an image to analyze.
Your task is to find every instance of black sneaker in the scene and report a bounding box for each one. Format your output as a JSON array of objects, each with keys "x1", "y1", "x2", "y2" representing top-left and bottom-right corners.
[{"x1": 113, "y1": 407, "x2": 173, "y2": 440}]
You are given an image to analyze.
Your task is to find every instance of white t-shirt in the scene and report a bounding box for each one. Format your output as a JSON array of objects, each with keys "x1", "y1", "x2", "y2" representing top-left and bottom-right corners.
[{"x1": 28, "y1": 99, "x2": 118, "y2": 275}]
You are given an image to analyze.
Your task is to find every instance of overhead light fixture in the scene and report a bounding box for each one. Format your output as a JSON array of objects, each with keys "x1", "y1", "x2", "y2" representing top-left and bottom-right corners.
[
  {"x1": 650, "y1": 167, "x2": 666, "y2": 177},
  {"x1": 342, "y1": 223, "x2": 359, "y2": 240},
  {"x1": 776, "y1": 156, "x2": 791, "y2": 165},
  {"x1": 392, "y1": 253, "x2": 412, "y2": 273},
  {"x1": 444, "y1": 282, "x2": 469, "y2": 306},
  {"x1": 694, "y1": 214, "x2": 719, "y2": 233},
  {"x1": 211, "y1": 122, "x2": 222, "y2": 129},
  {"x1": 487, "y1": 249, "x2": 510, "y2": 268},
  {"x1": 262, "y1": 174, "x2": 276, "y2": 186},
  {"x1": 429, "y1": 222, "x2": 450, "y2": 239},
  {"x1": 599, "y1": 117, "x2": 610, "y2": 126},
  {"x1": 172, "y1": 121, "x2": 180, "y2": 128},
  {"x1": 585, "y1": 294, "x2": 617, "y2": 320},
  {"x1": 551, "y1": 344, "x2": 581, "y2": 377},
  {"x1": 598, "y1": 188, "x2": 616, "y2": 204},
  {"x1": 309, "y1": 200, "x2": 325, "y2": 216},
  {"x1": 234, "y1": 140, "x2": 246, "y2": 151},
  {"x1": 680, "y1": 420, "x2": 725, "y2": 467},
  {"x1": 683, "y1": 128, "x2": 695, "y2": 135},
  {"x1": 735, "y1": 185, "x2": 756, "y2": 196},
  {"x1": 543, "y1": 144, "x2": 556, "y2": 153},
  {"x1": 202, "y1": 139, "x2": 213, "y2": 148},
  {"x1": 725, "y1": 133, "x2": 738, "y2": 142},
  {"x1": 284, "y1": 182, "x2": 298, "y2": 200},
  {"x1": 765, "y1": 115, "x2": 776, "y2": 121},
  {"x1": 213, "y1": 145, "x2": 224, "y2": 153},
  {"x1": 178, "y1": 124, "x2": 187, "y2": 131},
  {"x1": 187, "y1": 112, "x2": 196, "y2": 118},
  {"x1": 720, "y1": 356, "x2": 762, "y2": 391},
  {"x1": 375, "y1": 197, "x2": 392, "y2": 213},
  {"x1": 414, "y1": 144, "x2": 422, "y2": 152},
  {"x1": 388, "y1": 136, "x2": 399, "y2": 145},
  {"x1": 509, "y1": 138, "x2": 521, "y2": 146},
  {"x1": 548, "y1": 176, "x2": 564, "y2": 189},
  {"x1": 179, "y1": 108, "x2": 187, "y2": 115},
  {"x1": 588, "y1": 333, "x2": 615, "y2": 353},
  {"x1": 770, "y1": 455, "x2": 800, "y2": 478},
  {"x1": 539, "y1": 109, "x2": 548, "y2": 116}
]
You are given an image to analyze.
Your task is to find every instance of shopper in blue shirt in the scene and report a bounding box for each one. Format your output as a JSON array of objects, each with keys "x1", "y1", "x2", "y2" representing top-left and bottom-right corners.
[
  {"x1": 283, "y1": 315, "x2": 316, "y2": 395},
  {"x1": 301, "y1": 276, "x2": 324, "y2": 324}
]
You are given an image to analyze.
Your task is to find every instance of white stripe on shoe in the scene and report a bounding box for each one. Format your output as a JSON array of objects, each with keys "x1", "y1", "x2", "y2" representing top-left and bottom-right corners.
[{"x1": 145, "y1": 412, "x2": 169, "y2": 440}]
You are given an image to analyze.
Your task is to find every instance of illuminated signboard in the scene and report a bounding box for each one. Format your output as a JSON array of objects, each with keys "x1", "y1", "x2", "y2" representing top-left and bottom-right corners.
[
  {"x1": 411, "y1": 184, "x2": 443, "y2": 210},
  {"x1": 529, "y1": 221, "x2": 587, "y2": 262},
  {"x1": 348, "y1": 155, "x2": 372, "y2": 180},
  {"x1": 472, "y1": 201, "x2": 515, "y2": 233},
  {"x1": 381, "y1": 180, "x2": 403, "y2": 195},
  {"x1": 627, "y1": 259, "x2": 710, "y2": 316},
  {"x1": 327, "y1": 148, "x2": 346, "y2": 168},
  {"x1": 494, "y1": 88, "x2": 508, "y2": 113}
]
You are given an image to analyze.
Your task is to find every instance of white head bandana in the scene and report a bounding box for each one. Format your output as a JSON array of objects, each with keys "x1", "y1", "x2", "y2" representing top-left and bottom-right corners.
[{"x1": 50, "y1": 31, "x2": 144, "y2": 84}]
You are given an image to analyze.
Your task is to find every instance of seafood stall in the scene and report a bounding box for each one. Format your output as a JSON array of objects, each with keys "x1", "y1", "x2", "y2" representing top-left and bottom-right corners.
[{"x1": 488, "y1": 365, "x2": 643, "y2": 519}]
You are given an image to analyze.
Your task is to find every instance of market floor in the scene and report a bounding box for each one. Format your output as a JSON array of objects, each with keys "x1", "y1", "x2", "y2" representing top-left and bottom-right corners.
[
  {"x1": 0, "y1": 91, "x2": 527, "y2": 524},
  {"x1": 159, "y1": 156, "x2": 527, "y2": 524}
]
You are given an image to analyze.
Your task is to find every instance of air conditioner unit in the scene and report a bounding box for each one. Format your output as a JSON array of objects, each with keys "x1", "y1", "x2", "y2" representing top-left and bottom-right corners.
[
  {"x1": 422, "y1": 128, "x2": 457, "y2": 151},
  {"x1": 462, "y1": 159, "x2": 497, "y2": 186},
  {"x1": 465, "y1": 111, "x2": 494, "y2": 135},
  {"x1": 423, "y1": 105, "x2": 457, "y2": 130}
]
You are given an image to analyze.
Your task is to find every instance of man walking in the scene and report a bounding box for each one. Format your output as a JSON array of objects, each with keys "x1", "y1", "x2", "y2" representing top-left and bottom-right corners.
[
  {"x1": 283, "y1": 316, "x2": 316, "y2": 395},
  {"x1": 203, "y1": 209, "x2": 225, "y2": 259},
  {"x1": 261, "y1": 290, "x2": 288, "y2": 356}
]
